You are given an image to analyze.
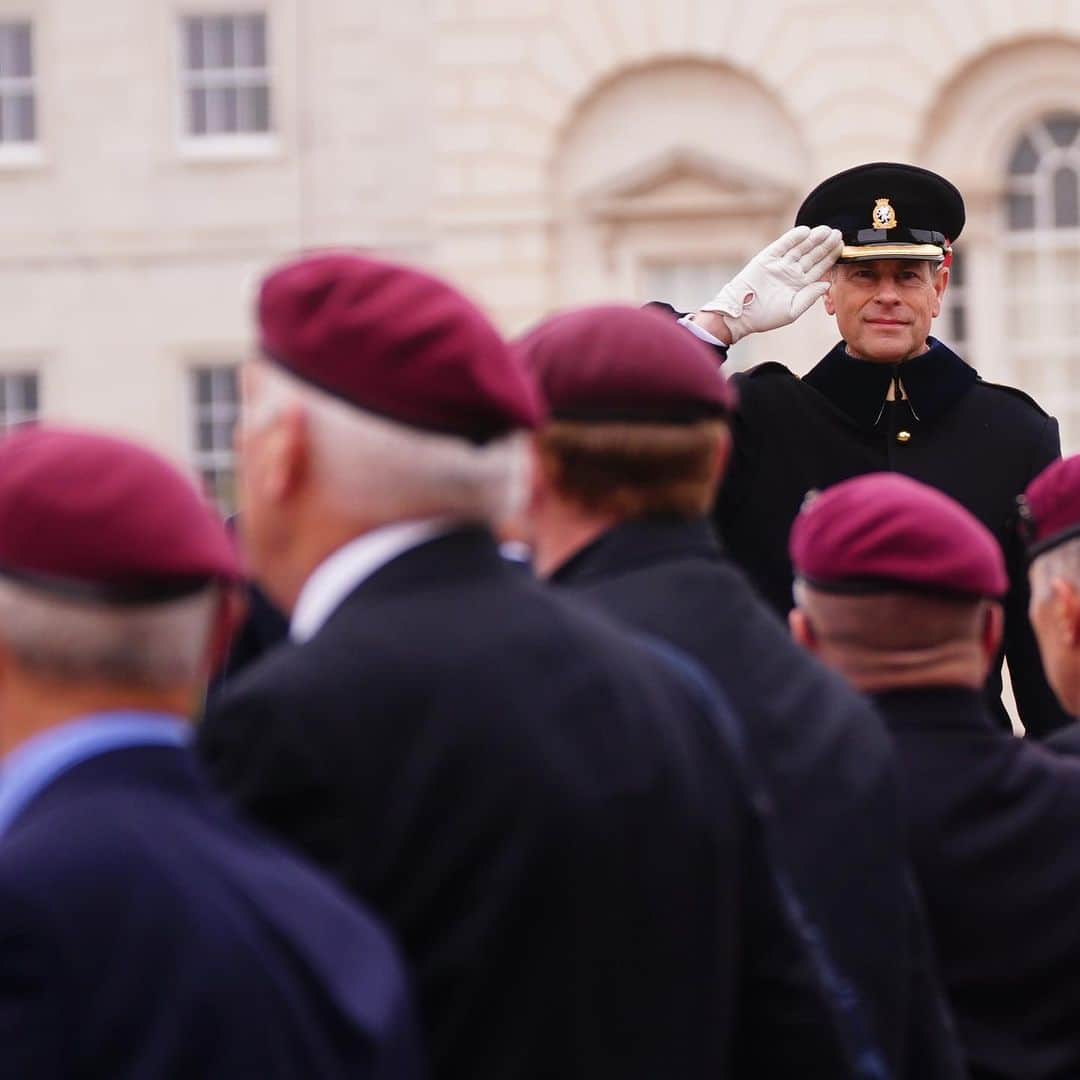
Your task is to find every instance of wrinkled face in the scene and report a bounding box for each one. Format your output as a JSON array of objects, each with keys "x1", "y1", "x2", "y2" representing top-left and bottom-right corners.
[{"x1": 824, "y1": 259, "x2": 948, "y2": 364}]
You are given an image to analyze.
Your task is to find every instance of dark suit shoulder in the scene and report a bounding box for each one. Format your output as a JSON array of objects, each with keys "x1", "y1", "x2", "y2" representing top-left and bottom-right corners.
[
  {"x1": 974, "y1": 378, "x2": 1052, "y2": 419},
  {"x1": 739, "y1": 360, "x2": 799, "y2": 383}
]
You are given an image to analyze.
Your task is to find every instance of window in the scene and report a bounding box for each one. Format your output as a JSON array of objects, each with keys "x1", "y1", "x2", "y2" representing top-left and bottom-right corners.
[
  {"x1": 0, "y1": 22, "x2": 34, "y2": 145},
  {"x1": 938, "y1": 247, "x2": 970, "y2": 360},
  {"x1": 180, "y1": 14, "x2": 270, "y2": 139},
  {"x1": 0, "y1": 371, "x2": 38, "y2": 431},
  {"x1": 190, "y1": 365, "x2": 239, "y2": 512},
  {"x1": 1004, "y1": 113, "x2": 1080, "y2": 451}
]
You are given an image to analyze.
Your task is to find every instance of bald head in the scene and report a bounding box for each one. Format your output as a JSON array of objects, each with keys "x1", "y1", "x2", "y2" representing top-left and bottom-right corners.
[{"x1": 790, "y1": 582, "x2": 1003, "y2": 694}]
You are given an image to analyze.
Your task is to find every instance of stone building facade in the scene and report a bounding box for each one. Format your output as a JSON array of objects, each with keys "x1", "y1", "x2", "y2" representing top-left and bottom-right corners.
[{"x1": 3, "y1": 0, "x2": 1080, "y2": 500}]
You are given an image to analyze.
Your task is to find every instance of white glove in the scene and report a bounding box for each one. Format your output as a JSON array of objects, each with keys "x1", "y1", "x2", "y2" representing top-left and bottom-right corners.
[{"x1": 700, "y1": 226, "x2": 844, "y2": 344}]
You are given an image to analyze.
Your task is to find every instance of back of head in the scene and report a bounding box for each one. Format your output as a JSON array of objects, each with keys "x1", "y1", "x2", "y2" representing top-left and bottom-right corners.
[
  {"x1": 516, "y1": 304, "x2": 735, "y2": 522},
  {"x1": 0, "y1": 427, "x2": 240, "y2": 705},
  {"x1": 248, "y1": 251, "x2": 544, "y2": 548},
  {"x1": 788, "y1": 473, "x2": 1006, "y2": 693}
]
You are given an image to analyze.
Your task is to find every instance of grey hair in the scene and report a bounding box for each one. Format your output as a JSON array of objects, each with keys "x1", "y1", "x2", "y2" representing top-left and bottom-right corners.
[
  {"x1": 0, "y1": 580, "x2": 218, "y2": 688},
  {"x1": 244, "y1": 358, "x2": 530, "y2": 526},
  {"x1": 1030, "y1": 536, "x2": 1080, "y2": 604}
]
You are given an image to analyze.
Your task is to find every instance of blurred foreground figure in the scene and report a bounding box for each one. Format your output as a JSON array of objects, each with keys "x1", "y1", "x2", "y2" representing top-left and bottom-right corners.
[
  {"x1": 669, "y1": 163, "x2": 1065, "y2": 735},
  {"x1": 199, "y1": 253, "x2": 860, "y2": 1079},
  {"x1": 790, "y1": 473, "x2": 1080, "y2": 1079},
  {"x1": 0, "y1": 428, "x2": 424, "y2": 1080},
  {"x1": 1023, "y1": 457, "x2": 1080, "y2": 752},
  {"x1": 516, "y1": 304, "x2": 964, "y2": 1079}
]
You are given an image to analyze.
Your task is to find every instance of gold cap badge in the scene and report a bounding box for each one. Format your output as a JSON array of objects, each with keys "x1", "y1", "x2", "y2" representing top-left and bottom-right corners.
[{"x1": 872, "y1": 198, "x2": 898, "y2": 230}]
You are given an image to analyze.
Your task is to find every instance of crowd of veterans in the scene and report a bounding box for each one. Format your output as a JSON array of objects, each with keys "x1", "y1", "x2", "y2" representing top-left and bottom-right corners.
[{"x1": 4, "y1": 161, "x2": 1080, "y2": 1080}]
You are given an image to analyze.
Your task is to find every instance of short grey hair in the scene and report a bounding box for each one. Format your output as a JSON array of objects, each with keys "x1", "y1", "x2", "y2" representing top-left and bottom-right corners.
[
  {"x1": 0, "y1": 580, "x2": 218, "y2": 688},
  {"x1": 244, "y1": 357, "x2": 529, "y2": 526},
  {"x1": 1030, "y1": 536, "x2": 1080, "y2": 604}
]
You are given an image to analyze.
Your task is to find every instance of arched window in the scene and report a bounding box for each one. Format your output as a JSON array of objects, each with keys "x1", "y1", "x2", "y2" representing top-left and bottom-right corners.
[{"x1": 1004, "y1": 113, "x2": 1080, "y2": 450}]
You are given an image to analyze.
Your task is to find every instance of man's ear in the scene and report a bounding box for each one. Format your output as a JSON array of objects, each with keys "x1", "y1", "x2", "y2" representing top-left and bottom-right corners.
[
  {"x1": 1051, "y1": 578, "x2": 1080, "y2": 646},
  {"x1": 262, "y1": 404, "x2": 310, "y2": 503},
  {"x1": 789, "y1": 608, "x2": 819, "y2": 653},
  {"x1": 980, "y1": 601, "x2": 1006, "y2": 670},
  {"x1": 931, "y1": 264, "x2": 950, "y2": 318},
  {"x1": 822, "y1": 282, "x2": 836, "y2": 316}
]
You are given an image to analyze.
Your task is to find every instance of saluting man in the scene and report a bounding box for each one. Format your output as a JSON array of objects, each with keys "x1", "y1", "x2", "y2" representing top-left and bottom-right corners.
[{"x1": 662, "y1": 162, "x2": 1066, "y2": 735}]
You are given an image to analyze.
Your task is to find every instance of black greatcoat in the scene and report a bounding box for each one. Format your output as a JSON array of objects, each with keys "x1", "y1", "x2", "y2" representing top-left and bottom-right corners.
[
  {"x1": 550, "y1": 516, "x2": 965, "y2": 1080},
  {"x1": 198, "y1": 527, "x2": 860, "y2": 1080},
  {"x1": 651, "y1": 306, "x2": 1065, "y2": 735},
  {"x1": 873, "y1": 686, "x2": 1080, "y2": 1079}
]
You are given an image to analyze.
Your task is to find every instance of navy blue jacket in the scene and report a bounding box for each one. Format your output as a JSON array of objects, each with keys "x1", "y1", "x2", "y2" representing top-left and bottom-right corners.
[
  {"x1": 551, "y1": 516, "x2": 964, "y2": 1079},
  {"x1": 0, "y1": 743, "x2": 424, "y2": 1079},
  {"x1": 200, "y1": 526, "x2": 863, "y2": 1079},
  {"x1": 1044, "y1": 718, "x2": 1080, "y2": 756},
  {"x1": 875, "y1": 686, "x2": 1080, "y2": 1079}
]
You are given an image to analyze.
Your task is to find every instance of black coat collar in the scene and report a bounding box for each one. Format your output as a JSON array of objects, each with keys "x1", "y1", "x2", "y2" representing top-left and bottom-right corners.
[
  {"x1": 803, "y1": 337, "x2": 978, "y2": 430},
  {"x1": 549, "y1": 516, "x2": 719, "y2": 586},
  {"x1": 872, "y1": 686, "x2": 997, "y2": 733}
]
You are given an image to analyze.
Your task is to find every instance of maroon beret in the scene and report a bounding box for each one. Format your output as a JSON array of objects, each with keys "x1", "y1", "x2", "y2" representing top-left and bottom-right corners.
[
  {"x1": 790, "y1": 472, "x2": 1007, "y2": 599},
  {"x1": 514, "y1": 305, "x2": 736, "y2": 423},
  {"x1": 0, "y1": 427, "x2": 241, "y2": 604},
  {"x1": 258, "y1": 252, "x2": 542, "y2": 441},
  {"x1": 1020, "y1": 455, "x2": 1080, "y2": 558}
]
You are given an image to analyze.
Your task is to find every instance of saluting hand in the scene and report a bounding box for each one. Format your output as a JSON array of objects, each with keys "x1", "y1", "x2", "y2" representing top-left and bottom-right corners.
[{"x1": 696, "y1": 226, "x2": 844, "y2": 345}]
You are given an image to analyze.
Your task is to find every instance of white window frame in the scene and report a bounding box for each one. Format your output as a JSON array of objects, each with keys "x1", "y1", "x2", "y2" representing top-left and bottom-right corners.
[
  {"x1": 176, "y1": 11, "x2": 276, "y2": 160},
  {"x1": 1003, "y1": 114, "x2": 1080, "y2": 452},
  {"x1": 189, "y1": 363, "x2": 239, "y2": 512}
]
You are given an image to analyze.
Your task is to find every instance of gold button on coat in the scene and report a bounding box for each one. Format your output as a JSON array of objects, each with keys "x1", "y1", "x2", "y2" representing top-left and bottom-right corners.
[{"x1": 897, "y1": 430, "x2": 912, "y2": 444}]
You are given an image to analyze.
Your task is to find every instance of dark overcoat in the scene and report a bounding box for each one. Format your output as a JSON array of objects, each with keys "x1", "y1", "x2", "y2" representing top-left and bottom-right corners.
[
  {"x1": 0, "y1": 744, "x2": 423, "y2": 1079},
  {"x1": 654, "y1": 305, "x2": 1066, "y2": 736},
  {"x1": 874, "y1": 686, "x2": 1080, "y2": 1079},
  {"x1": 551, "y1": 516, "x2": 964, "y2": 1080},
  {"x1": 199, "y1": 526, "x2": 863, "y2": 1080}
]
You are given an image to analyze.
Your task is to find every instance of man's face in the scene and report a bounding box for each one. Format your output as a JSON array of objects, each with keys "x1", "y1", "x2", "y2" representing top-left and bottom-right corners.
[{"x1": 824, "y1": 259, "x2": 948, "y2": 364}]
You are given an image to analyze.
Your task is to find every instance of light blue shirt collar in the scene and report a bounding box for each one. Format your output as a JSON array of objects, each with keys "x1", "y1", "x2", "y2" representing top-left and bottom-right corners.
[{"x1": 0, "y1": 711, "x2": 189, "y2": 839}]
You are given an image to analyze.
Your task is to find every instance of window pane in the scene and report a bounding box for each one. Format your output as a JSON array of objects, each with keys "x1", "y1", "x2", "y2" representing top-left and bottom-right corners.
[
  {"x1": 250, "y1": 15, "x2": 267, "y2": 66},
  {"x1": 188, "y1": 87, "x2": 208, "y2": 135},
  {"x1": 1009, "y1": 135, "x2": 1040, "y2": 175},
  {"x1": 198, "y1": 419, "x2": 214, "y2": 450},
  {"x1": 221, "y1": 86, "x2": 239, "y2": 133},
  {"x1": 208, "y1": 16, "x2": 236, "y2": 68},
  {"x1": 950, "y1": 306, "x2": 967, "y2": 343},
  {"x1": 195, "y1": 369, "x2": 214, "y2": 406},
  {"x1": 21, "y1": 375, "x2": 38, "y2": 413},
  {"x1": 241, "y1": 84, "x2": 271, "y2": 132},
  {"x1": 949, "y1": 249, "x2": 965, "y2": 287},
  {"x1": 236, "y1": 15, "x2": 267, "y2": 67},
  {"x1": 1007, "y1": 192, "x2": 1035, "y2": 230},
  {"x1": 205, "y1": 87, "x2": 228, "y2": 134},
  {"x1": 1047, "y1": 114, "x2": 1080, "y2": 148},
  {"x1": 184, "y1": 17, "x2": 205, "y2": 71},
  {"x1": 9, "y1": 24, "x2": 31, "y2": 78},
  {"x1": 1054, "y1": 167, "x2": 1080, "y2": 228},
  {"x1": 12, "y1": 93, "x2": 34, "y2": 141}
]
